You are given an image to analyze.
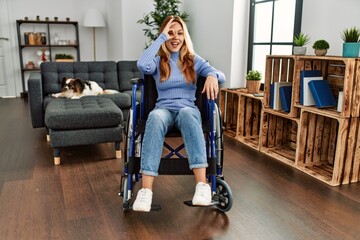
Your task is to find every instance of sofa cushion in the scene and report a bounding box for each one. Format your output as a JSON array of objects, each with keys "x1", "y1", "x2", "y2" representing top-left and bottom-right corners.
[
  {"x1": 45, "y1": 98, "x2": 123, "y2": 130},
  {"x1": 97, "y1": 92, "x2": 132, "y2": 109},
  {"x1": 117, "y1": 61, "x2": 142, "y2": 92},
  {"x1": 43, "y1": 92, "x2": 132, "y2": 113},
  {"x1": 41, "y1": 61, "x2": 118, "y2": 96}
]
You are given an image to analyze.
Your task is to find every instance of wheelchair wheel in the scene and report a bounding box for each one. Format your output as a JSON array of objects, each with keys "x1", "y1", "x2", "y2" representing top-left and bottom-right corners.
[
  {"x1": 122, "y1": 112, "x2": 132, "y2": 210},
  {"x1": 122, "y1": 176, "x2": 130, "y2": 210},
  {"x1": 214, "y1": 104, "x2": 224, "y2": 169},
  {"x1": 215, "y1": 179, "x2": 233, "y2": 212},
  {"x1": 122, "y1": 105, "x2": 141, "y2": 210}
]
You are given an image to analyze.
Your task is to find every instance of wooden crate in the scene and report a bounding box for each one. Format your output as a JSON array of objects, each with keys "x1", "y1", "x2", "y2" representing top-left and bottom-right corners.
[
  {"x1": 219, "y1": 88, "x2": 263, "y2": 150},
  {"x1": 260, "y1": 112, "x2": 299, "y2": 165},
  {"x1": 264, "y1": 55, "x2": 298, "y2": 117},
  {"x1": 294, "y1": 56, "x2": 358, "y2": 118},
  {"x1": 351, "y1": 59, "x2": 360, "y2": 117},
  {"x1": 297, "y1": 110, "x2": 360, "y2": 186},
  {"x1": 235, "y1": 93, "x2": 262, "y2": 150},
  {"x1": 220, "y1": 89, "x2": 240, "y2": 138}
]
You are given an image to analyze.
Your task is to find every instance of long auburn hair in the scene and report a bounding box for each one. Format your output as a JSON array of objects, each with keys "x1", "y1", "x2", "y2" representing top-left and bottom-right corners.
[{"x1": 158, "y1": 16, "x2": 196, "y2": 84}]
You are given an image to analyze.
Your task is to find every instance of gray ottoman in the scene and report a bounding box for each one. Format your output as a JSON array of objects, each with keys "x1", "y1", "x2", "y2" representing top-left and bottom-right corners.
[{"x1": 45, "y1": 97, "x2": 123, "y2": 165}]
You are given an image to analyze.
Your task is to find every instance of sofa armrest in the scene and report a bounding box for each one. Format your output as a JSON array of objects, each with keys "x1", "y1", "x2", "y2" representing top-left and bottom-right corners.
[{"x1": 28, "y1": 72, "x2": 45, "y2": 128}]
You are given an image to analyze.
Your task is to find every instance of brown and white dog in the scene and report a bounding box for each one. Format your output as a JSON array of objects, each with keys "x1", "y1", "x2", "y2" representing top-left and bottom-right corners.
[{"x1": 52, "y1": 77, "x2": 118, "y2": 99}]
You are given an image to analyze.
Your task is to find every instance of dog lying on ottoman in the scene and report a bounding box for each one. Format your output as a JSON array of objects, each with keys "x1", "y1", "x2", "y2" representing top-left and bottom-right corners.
[{"x1": 52, "y1": 77, "x2": 119, "y2": 99}]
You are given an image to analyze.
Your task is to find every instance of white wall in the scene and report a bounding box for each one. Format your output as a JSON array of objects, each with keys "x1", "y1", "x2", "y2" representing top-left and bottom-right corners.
[
  {"x1": 302, "y1": 0, "x2": 360, "y2": 56},
  {"x1": 231, "y1": 0, "x2": 250, "y2": 88},
  {"x1": 6, "y1": 0, "x2": 360, "y2": 96},
  {"x1": 106, "y1": 0, "x2": 124, "y2": 61},
  {"x1": 182, "y1": 0, "x2": 233, "y2": 88},
  {"x1": 106, "y1": 0, "x2": 154, "y2": 61},
  {"x1": 181, "y1": 0, "x2": 249, "y2": 88},
  {"x1": 7, "y1": 0, "x2": 109, "y2": 96},
  {"x1": 8, "y1": 0, "x2": 108, "y2": 61}
]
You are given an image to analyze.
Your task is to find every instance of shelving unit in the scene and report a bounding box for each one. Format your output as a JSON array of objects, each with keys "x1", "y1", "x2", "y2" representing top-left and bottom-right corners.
[
  {"x1": 220, "y1": 55, "x2": 360, "y2": 186},
  {"x1": 220, "y1": 88, "x2": 263, "y2": 150},
  {"x1": 260, "y1": 112, "x2": 299, "y2": 166},
  {"x1": 16, "y1": 19, "x2": 80, "y2": 97}
]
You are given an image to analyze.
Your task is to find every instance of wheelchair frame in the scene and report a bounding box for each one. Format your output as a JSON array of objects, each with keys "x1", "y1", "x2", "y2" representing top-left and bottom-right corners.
[{"x1": 120, "y1": 75, "x2": 233, "y2": 212}]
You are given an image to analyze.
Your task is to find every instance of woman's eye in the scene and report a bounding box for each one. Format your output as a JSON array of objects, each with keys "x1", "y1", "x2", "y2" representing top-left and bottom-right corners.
[{"x1": 168, "y1": 30, "x2": 174, "y2": 36}]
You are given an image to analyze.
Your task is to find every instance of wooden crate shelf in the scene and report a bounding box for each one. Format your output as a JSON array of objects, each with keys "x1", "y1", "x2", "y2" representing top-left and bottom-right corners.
[
  {"x1": 264, "y1": 55, "x2": 360, "y2": 119},
  {"x1": 297, "y1": 111, "x2": 360, "y2": 186},
  {"x1": 352, "y1": 59, "x2": 360, "y2": 117},
  {"x1": 263, "y1": 55, "x2": 298, "y2": 118},
  {"x1": 294, "y1": 56, "x2": 359, "y2": 118},
  {"x1": 219, "y1": 55, "x2": 360, "y2": 186},
  {"x1": 260, "y1": 112, "x2": 298, "y2": 165},
  {"x1": 220, "y1": 88, "x2": 263, "y2": 150}
]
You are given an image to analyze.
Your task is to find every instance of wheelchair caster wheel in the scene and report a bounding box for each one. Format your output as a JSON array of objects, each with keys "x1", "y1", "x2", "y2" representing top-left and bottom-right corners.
[
  {"x1": 123, "y1": 201, "x2": 130, "y2": 211},
  {"x1": 215, "y1": 179, "x2": 233, "y2": 212}
]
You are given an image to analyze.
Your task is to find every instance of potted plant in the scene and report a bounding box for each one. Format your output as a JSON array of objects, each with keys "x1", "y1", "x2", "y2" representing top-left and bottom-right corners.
[
  {"x1": 293, "y1": 33, "x2": 310, "y2": 55},
  {"x1": 312, "y1": 39, "x2": 330, "y2": 56},
  {"x1": 341, "y1": 26, "x2": 360, "y2": 58},
  {"x1": 55, "y1": 53, "x2": 74, "y2": 62},
  {"x1": 137, "y1": 0, "x2": 189, "y2": 47},
  {"x1": 246, "y1": 70, "x2": 262, "y2": 93}
]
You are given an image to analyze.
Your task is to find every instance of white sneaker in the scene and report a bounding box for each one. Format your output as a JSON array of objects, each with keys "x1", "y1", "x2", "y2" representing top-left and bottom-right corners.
[
  {"x1": 192, "y1": 182, "x2": 212, "y2": 206},
  {"x1": 132, "y1": 188, "x2": 153, "y2": 212}
]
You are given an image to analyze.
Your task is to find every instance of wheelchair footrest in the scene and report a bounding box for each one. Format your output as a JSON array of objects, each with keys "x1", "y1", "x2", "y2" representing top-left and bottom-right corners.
[
  {"x1": 129, "y1": 204, "x2": 162, "y2": 212},
  {"x1": 151, "y1": 204, "x2": 162, "y2": 211},
  {"x1": 183, "y1": 200, "x2": 218, "y2": 207}
]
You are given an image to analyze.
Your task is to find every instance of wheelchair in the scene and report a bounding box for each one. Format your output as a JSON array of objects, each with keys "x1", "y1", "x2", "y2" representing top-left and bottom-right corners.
[{"x1": 119, "y1": 75, "x2": 233, "y2": 212}]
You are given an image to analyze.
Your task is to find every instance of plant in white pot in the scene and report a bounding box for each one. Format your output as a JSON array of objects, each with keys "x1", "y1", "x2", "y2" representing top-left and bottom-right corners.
[
  {"x1": 312, "y1": 39, "x2": 330, "y2": 56},
  {"x1": 246, "y1": 70, "x2": 262, "y2": 93},
  {"x1": 341, "y1": 26, "x2": 360, "y2": 58},
  {"x1": 293, "y1": 33, "x2": 310, "y2": 55}
]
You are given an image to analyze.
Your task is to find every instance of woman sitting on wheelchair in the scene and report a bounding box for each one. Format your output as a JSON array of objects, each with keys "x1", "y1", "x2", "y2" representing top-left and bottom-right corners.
[{"x1": 133, "y1": 15, "x2": 225, "y2": 212}]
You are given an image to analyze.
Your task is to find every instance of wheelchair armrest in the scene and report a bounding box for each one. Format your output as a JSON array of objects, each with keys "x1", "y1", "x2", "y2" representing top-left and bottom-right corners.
[{"x1": 130, "y1": 77, "x2": 144, "y2": 85}]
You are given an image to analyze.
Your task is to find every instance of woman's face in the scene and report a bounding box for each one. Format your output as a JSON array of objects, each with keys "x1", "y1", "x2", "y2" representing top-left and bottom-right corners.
[{"x1": 165, "y1": 22, "x2": 184, "y2": 52}]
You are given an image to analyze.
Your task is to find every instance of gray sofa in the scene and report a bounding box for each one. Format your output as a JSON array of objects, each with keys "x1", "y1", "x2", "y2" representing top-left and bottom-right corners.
[{"x1": 28, "y1": 61, "x2": 141, "y2": 165}]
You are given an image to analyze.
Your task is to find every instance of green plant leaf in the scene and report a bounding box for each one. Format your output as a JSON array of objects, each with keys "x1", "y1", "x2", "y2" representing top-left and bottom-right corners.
[
  {"x1": 293, "y1": 33, "x2": 310, "y2": 46},
  {"x1": 341, "y1": 26, "x2": 360, "y2": 42},
  {"x1": 137, "y1": 0, "x2": 189, "y2": 46},
  {"x1": 246, "y1": 70, "x2": 262, "y2": 80}
]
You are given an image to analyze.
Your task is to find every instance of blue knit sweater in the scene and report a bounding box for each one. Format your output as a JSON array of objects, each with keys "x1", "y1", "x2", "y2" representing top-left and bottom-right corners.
[{"x1": 137, "y1": 33, "x2": 226, "y2": 111}]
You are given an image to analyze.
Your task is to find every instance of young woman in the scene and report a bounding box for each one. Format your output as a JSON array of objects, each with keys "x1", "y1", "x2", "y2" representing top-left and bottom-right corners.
[{"x1": 133, "y1": 15, "x2": 225, "y2": 212}]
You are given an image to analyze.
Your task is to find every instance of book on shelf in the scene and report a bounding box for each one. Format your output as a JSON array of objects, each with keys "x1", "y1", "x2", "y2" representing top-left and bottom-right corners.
[
  {"x1": 300, "y1": 70, "x2": 322, "y2": 105},
  {"x1": 270, "y1": 84, "x2": 274, "y2": 108},
  {"x1": 337, "y1": 91, "x2": 343, "y2": 112},
  {"x1": 304, "y1": 76, "x2": 323, "y2": 106},
  {"x1": 270, "y1": 82, "x2": 292, "y2": 110},
  {"x1": 308, "y1": 80, "x2": 336, "y2": 108},
  {"x1": 279, "y1": 85, "x2": 292, "y2": 112}
]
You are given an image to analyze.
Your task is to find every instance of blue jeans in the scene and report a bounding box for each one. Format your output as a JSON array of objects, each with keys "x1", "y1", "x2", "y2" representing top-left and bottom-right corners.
[{"x1": 140, "y1": 107, "x2": 208, "y2": 176}]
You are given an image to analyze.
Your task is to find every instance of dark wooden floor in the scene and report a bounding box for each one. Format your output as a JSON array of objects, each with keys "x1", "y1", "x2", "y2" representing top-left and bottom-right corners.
[{"x1": 0, "y1": 98, "x2": 359, "y2": 240}]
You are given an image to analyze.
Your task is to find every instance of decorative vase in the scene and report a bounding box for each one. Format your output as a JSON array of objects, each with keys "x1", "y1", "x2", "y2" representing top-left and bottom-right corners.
[
  {"x1": 293, "y1": 46, "x2": 307, "y2": 55},
  {"x1": 314, "y1": 49, "x2": 327, "y2": 56},
  {"x1": 246, "y1": 80, "x2": 261, "y2": 93},
  {"x1": 342, "y1": 42, "x2": 360, "y2": 58}
]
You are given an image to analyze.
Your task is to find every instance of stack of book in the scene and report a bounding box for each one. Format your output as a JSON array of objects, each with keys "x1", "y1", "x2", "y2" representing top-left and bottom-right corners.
[
  {"x1": 300, "y1": 70, "x2": 336, "y2": 108},
  {"x1": 270, "y1": 82, "x2": 293, "y2": 112}
]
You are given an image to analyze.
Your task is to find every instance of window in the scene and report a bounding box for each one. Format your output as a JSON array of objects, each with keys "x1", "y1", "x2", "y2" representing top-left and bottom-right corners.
[{"x1": 247, "y1": 0, "x2": 303, "y2": 81}]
